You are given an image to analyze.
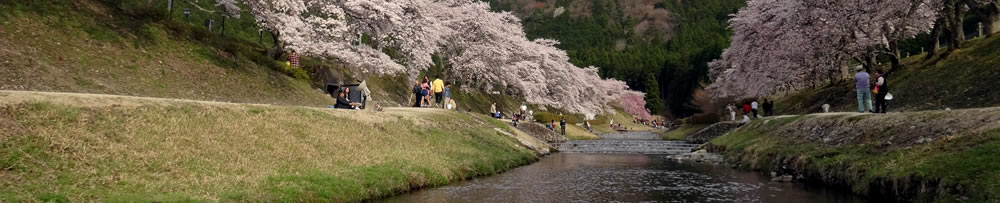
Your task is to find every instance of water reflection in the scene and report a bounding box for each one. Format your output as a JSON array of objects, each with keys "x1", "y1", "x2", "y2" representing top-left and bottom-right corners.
[{"x1": 384, "y1": 153, "x2": 871, "y2": 203}]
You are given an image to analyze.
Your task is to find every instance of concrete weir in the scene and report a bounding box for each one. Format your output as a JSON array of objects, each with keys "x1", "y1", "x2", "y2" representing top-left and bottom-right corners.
[{"x1": 557, "y1": 132, "x2": 699, "y2": 154}]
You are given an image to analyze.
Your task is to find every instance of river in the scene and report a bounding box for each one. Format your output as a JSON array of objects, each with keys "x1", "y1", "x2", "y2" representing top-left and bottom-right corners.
[{"x1": 383, "y1": 153, "x2": 870, "y2": 202}]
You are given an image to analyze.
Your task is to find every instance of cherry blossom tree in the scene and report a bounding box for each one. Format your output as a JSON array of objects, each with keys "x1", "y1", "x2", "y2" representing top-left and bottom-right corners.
[
  {"x1": 708, "y1": 0, "x2": 941, "y2": 100},
  {"x1": 619, "y1": 92, "x2": 653, "y2": 120},
  {"x1": 217, "y1": 0, "x2": 638, "y2": 115}
]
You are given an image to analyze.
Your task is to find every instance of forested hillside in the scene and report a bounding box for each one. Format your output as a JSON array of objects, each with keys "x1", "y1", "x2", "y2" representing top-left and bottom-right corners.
[{"x1": 487, "y1": 0, "x2": 745, "y2": 118}]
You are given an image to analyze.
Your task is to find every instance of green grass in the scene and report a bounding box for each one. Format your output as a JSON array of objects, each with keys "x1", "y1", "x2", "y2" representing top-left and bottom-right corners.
[
  {"x1": 0, "y1": 0, "x2": 330, "y2": 106},
  {"x1": 0, "y1": 94, "x2": 538, "y2": 202},
  {"x1": 775, "y1": 35, "x2": 1000, "y2": 114},
  {"x1": 659, "y1": 124, "x2": 710, "y2": 140},
  {"x1": 709, "y1": 113, "x2": 1000, "y2": 202}
]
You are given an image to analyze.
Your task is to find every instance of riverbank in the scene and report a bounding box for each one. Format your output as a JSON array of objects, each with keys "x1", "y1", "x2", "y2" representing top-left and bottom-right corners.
[
  {"x1": 0, "y1": 91, "x2": 546, "y2": 202},
  {"x1": 706, "y1": 109, "x2": 1000, "y2": 202}
]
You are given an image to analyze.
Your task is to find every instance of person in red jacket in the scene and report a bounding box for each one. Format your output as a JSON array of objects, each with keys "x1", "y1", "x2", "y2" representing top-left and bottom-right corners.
[{"x1": 742, "y1": 103, "x2": 752, "y2": 119}]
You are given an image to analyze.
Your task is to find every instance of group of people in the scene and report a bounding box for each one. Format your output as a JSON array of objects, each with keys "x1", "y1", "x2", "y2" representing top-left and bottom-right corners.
[
  {"x1": 633, "y1": 118, "x2": 668, "y2": 129},
  {"x1": 854, "y1": 68, "x2": 890, "y2": 113},
  {"x1": 543, "y1": 113, "x2": 567, "y2": 136},
  {"x1": 412, "y1": 76, "x2": 452, "y2": 109},
  {"x1": 727, "y1": 99, "x2": 775, "y2": 122}
]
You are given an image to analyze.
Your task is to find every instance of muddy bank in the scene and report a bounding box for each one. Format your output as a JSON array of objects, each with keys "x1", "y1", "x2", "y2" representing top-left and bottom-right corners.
[{"x1": 706, "y1": 108, "x2": 1000, "y2": 202}]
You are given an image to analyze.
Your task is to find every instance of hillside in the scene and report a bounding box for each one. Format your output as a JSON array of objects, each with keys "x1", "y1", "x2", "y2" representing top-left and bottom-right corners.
[
  {"x1": 0, "y1": 0, "x2": 333, "y2": 107},
  {"x1": 773, "y1": 35, "x2": 1000, "y2": 114},
  {"x1": 486, "y1": 0, "x2": 744, "y2": 118},
  {"x1": 0, "y1": 91, "x2": 546, "y2": 201},
  {"x1": 707, "y1": 109, "x2": 1000, "y2": 202}
]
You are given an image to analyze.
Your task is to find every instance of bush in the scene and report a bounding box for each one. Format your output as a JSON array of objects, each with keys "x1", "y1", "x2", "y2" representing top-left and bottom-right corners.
[{"x1": 275, "y1": 61, "x2": 310, "y2": 81}]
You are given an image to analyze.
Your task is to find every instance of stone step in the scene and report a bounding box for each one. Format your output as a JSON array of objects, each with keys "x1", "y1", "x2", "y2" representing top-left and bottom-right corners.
[{"x1": 557, "y1": 149, "x2": 693, "y2": 155}]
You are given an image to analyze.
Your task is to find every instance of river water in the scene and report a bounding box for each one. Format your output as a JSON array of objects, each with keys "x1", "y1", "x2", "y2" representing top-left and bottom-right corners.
[{"x1": 384, "y1": 153, "x2": 870, "y2": 203}]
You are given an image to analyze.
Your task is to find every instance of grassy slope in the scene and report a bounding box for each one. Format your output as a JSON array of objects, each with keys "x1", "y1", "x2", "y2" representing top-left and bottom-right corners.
[
  {"x1": 708, "y1": 110, "x2": 1000, "y2": 202},
  {"x1": 774, "y1": 35, "x2": 1000, "y2": 114},
  {"x1": 0, "y1": 0, "x2": 333, "y2": 107},
  {"x1": 0, "y1": 91, "x2": 539, "y2": 202}
]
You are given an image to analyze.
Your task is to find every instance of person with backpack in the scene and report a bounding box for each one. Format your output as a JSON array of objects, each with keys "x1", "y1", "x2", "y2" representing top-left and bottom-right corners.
[{"x1": 873, "y1": 70, "x2": 889, "y2": 113}]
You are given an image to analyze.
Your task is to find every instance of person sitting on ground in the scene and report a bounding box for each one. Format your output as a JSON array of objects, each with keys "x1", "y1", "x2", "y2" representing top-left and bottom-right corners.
[
  {"x1": 739, "y1": 114, "x2": 750, "y2": 127},
  {"x1": 334, "y1": 91, "x2": 352, "y2": 109}
]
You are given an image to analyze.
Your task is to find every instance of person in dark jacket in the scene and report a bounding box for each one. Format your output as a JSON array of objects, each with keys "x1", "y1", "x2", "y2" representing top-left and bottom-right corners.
[
  {"x1": 412, "y1": 80, "x2": 422, "y2": 107},
  {"x1": 559, "y1": 113, "x2": 567, "y2": 136},
  {"x1": 874, "y1": 70, "x2": 889, "y2": 113},
  {"x1": 334, "y1": 91, "x2": 352, "y2": 109}
]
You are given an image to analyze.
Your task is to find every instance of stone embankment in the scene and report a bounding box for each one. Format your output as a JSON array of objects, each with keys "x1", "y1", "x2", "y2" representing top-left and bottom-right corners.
[
  {"x1": 684, "y1": 122, "x2": 741, "y2": 143},
  {"x1": 558, "y1": 132, "x2": 699, "y2": 154}
]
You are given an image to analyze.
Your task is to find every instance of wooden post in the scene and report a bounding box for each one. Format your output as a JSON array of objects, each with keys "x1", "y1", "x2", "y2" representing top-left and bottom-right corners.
[
  {"x1": 980, "y1": 22, "x2": 985, "y2": 38},
  {"x1": 167, "y1": 0, "x2": 173, "y2": 19}
]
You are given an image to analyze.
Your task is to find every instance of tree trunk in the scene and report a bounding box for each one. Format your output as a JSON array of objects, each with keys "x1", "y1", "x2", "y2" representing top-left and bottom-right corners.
[
  {"x1": 888, "y1": 41, "x2": 903, "y2": 74},
  {"x1": 267, "y1": 31, "x2": 284, "y2": 60},
  {"x1": 927, "y1": 19, "x2": 944, "y2": 59},
  {"x1": 947, "y1": 0, "x2": 966, "y2": 54}
]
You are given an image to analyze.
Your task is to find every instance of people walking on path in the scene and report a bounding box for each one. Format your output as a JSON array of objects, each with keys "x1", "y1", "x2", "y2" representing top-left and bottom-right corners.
[
  {"x1": 432, "y1": 77, "x2": 445, "y2": 108},
  {"x1": 727, "y1": 103, "x2": 736, "y2": 121},
  {"x1": 412, "y1": 80, "x2": 422, "y2": 107},
  {"x1": 559, "y1": 113, "x2": 567, "y2": 136},
  {"x1": 873, "y1": 70, "x2": 889, "y2": 113},
  {"x1": 854, "y1": 68, "x2": 873, "y2": 113},
  {"x1": 751, "y1": 100, "x2": 759, "y2": 118},
  {"x1": 421, "y1": 77, "x2": 431, "y2": 107}
]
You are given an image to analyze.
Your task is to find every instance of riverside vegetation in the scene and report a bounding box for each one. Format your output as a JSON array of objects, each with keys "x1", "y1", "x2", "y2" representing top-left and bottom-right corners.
[
  {"x1": 708, "y1": 110, "x2": 1000, "y2": 202},
  {"x1": 0, "y1": 91, "x2": 542, "y2": 202}
]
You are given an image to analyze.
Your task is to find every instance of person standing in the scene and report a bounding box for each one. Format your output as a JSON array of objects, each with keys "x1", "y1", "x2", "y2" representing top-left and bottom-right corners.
[
  {"x1": 490, "y1": 102, "x2": 498, "y2": 118},
  {"x1": 559, "y1": 113, "x2": 567, "y2": 136},
  {"x1": 873, "y1": 70, "x2": 889, "y2": 113},
  {"x1": 742, "y1": 103, "x2": 751, "y2": 119},
  {"x1": 763, "y1": 99, "x2": 773, "y2": 117},
  {"x1": 751, "y1": 100, "x2": 759, "y2": 118},
  {"x1": 727, "y1": 103, "x2": 736, "y2": 121},
  {"x1": 288, "y1": 50, "x2": 300, "y2": 68},
  {"x1": 432, "y1": 77, "x2": 445, "y2": 107},
  {"x1": 853, "y1": 68, "x2": 873, "y2": 113},
  {"x1": 443, "y1": 82, "x2": 453, "y2": 109}
]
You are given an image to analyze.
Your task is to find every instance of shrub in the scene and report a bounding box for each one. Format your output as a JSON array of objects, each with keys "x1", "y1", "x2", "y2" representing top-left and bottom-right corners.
[{"x1": 274, "y1": 61, "x2": 310, "y2": 81}]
